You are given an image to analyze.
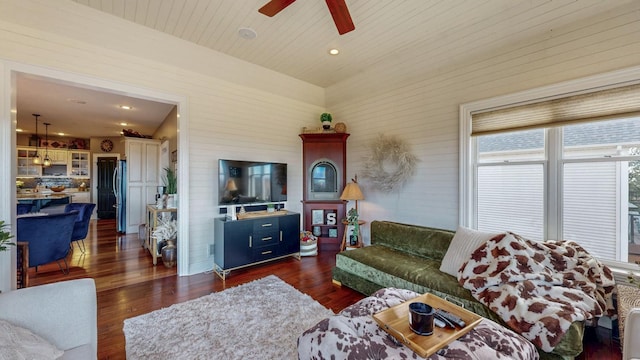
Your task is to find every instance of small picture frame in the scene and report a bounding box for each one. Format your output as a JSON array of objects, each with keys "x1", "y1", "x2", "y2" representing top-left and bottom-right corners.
[
  {"x1": 328, "y1": 228, "x2": 338, "y2": 238},
  {"x1": 311, "y1": 209, "x2": 324, "y2": 225}
]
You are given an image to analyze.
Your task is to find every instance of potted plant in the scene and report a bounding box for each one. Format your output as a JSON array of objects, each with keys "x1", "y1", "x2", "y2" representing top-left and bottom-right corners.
[
  {"x1": 152, "y1": 217, "x2": 177, "y2": 267},
  {"x1": 163, "y1": 167, "x2": 178, "y2": 208},
  {"x1": 0, "y1": 220, "x2": 15, "y2": 252},
  {"x1": 320, "y1": 113, "x2": 332, "y2": 130},
  {"x1": 163, "y1": 167, "x2": 177, "y2": 194}
]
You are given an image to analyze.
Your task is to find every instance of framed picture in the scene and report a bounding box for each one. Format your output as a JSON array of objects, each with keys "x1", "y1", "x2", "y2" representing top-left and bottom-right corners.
[
  {"x1": 328, "y1": 228, "x2": 338, "y2": 238},
  {"x1": 311, "y1": 209, "x2": 324, "y2": 225}
]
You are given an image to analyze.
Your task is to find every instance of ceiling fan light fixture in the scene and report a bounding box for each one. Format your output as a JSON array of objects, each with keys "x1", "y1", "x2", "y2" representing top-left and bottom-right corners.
[
  {"x1": 238, "y1": 27, "x2": 257, "y2": 40},
  {"x1": 119, "y1": 105, "x2": 132, "y2": 110}
]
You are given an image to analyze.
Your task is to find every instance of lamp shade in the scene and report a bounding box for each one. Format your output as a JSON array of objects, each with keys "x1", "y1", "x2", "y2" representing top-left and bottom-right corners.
[
  {"x1": 340, "y1": 183, "x2": 364, "y2": 201},
  {"x1": 225, "y1": 179, "x2": 238, "y2": 192}
]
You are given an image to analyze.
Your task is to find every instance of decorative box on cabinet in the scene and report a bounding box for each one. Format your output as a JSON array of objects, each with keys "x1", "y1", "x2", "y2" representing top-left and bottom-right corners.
[{"x1": 213, "y1": 212, "x2": 300, "y2": 280}]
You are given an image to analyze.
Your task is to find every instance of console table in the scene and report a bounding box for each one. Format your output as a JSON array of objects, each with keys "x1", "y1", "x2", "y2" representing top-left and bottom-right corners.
[
  {"x1": 146, "y1": 205, "x2": 177, "y2": 265},
  {"x1": 214, "y1": 211, "x2": 300, "y2": 279}
]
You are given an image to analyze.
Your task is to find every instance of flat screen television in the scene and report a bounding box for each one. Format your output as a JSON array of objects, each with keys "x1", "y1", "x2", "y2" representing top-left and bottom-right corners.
[{"x1": 218, "y1": 159, "x2": 287, "y2": 205}]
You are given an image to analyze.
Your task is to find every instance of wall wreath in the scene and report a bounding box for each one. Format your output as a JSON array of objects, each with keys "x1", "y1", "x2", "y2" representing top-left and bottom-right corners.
[{"x1": 361, "y1": 134, "x2": 418, "y2": 192}]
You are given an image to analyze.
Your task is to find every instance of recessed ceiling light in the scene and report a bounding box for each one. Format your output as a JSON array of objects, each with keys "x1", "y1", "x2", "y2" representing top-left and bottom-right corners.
[
  {"x1": 328, "y1": 48, "x2": 340, "y2": 55},
  {"x1": 58, "y1": 132, "x2": 65, "y2": 136},
  {"x1": 238, "y1": 27, "x2": 257, "y2": 40},
  {"x1": 16, "y1": 128, "x2": 23, "y2": 132},
  {"x1": 119, "y1": 105, "x2": 132, "y2": 110},
  {"x1": 120, "y1": 122, "x2": 128, "y2": 126}
]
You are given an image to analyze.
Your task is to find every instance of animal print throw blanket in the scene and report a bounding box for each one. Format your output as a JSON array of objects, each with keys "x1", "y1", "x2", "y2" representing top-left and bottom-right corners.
[{"x1": 458, "y1": 232, "x2": 616, "y2": 352}]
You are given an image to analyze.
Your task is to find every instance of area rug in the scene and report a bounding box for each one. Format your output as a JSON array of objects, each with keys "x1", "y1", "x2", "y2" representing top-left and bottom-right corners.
[{"x1": 123, "y1": 275, "x2": 334, "y2": 359}]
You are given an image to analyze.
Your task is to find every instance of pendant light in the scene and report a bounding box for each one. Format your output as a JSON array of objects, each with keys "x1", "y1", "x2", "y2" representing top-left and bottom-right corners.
[
  {"x1": 32, "y1": 114, "x2": 41, "y2": 165},
  {"x1": 43, "y1": 122, "x2": 51, "y2": 167}
]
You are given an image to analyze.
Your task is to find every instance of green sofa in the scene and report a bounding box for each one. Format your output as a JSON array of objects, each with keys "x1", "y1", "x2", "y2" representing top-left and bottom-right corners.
[{"x1": 332, "y1": 220, "x2": 584, "y2": 360}]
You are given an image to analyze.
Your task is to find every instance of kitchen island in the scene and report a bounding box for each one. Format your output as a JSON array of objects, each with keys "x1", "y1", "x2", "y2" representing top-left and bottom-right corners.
[{"x1": 17, "y1": 193, "x2": 71, "y2": 212}]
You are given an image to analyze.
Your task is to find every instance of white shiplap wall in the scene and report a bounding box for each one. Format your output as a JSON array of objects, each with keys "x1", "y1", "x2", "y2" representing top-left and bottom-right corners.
[
  {"x1": 327, "y1": 1, "x2": 640, "y2": 242},
  {"x1": 0, "y1": 0, "x2": 324, "y2": 288}
]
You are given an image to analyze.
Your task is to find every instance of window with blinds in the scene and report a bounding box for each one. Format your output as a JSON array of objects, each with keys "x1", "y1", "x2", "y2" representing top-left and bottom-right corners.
[{"x1": 469, "y1": 87, "x2": 640, "y2": 265}]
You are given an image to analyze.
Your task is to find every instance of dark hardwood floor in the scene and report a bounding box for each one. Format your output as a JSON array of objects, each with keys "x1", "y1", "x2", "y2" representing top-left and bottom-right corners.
[{"x1": 29, "y1": 219, "x2": 621, "y2": 359}]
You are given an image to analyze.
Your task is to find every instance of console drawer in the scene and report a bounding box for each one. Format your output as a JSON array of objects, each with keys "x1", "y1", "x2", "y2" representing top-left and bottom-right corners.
[
  {"x1": 252, "y1": 217, "x2": 279, "y2": 233},
  {"x1": 252, "y1": 229, "x2": 279, "y2": 248},
  {"x1": 253, "y1": 244, "x2": 280, "y2": 261}
]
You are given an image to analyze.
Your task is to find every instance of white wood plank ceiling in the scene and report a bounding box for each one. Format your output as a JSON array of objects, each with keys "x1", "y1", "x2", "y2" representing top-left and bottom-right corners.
[{"x1": 71, "y1": 0, "x2": 632, "y2": 88}]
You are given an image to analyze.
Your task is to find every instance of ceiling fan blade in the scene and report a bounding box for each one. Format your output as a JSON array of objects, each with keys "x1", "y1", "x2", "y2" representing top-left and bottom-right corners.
[
  {"x1": 258, "y1": 0, "x2": 297, "y2": 17},
  {"x1": 325, "y1": 0, "x2": 355, "y2": 35}
]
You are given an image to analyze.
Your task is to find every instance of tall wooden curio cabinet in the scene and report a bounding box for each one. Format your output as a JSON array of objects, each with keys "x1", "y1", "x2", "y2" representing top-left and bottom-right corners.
[{"x1": 300, "y1": 133, "x2": 350, "y2": 251}]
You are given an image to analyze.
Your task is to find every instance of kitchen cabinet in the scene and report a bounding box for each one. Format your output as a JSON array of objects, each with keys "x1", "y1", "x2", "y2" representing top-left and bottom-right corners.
[
  {"x1": 69, "y1": 191, "x2": 91, "y2": 203},
  {"x1": 17, "y1": 147, "x2": 42, "y2": 176},
  {"x1": 124, "y1": 138, "x2": 160, "y2": 234},
  {"x1": 68, "y1": 150, "x2": 90, "y2": 177},
  {"x1": 48, "y1": 149, "x2": 68, "y2": 165},
  {"x1": 17, "y1": 147, "x2": 91, "y2": 178},
  {"x1": 213, "y1": 212, "x2": 300, "y2": 280}
]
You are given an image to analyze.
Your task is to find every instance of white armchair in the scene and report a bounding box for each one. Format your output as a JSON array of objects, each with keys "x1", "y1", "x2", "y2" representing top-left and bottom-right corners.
[
  {"x1": 624, "y1": 308, "x2": 640, "y2": 360},
  {"x1": 0, "y1": 278, "x2": 97, "y2": 360}
]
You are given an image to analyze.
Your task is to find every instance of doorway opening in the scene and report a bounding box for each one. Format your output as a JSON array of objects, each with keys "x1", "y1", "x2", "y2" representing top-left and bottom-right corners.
[{"x1": 7, "y1": 65, "x2": 188, "y2": 278}]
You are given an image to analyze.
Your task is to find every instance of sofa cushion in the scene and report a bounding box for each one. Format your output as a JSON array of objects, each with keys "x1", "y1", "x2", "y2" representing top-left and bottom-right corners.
[
  {"x1": 335, "y1": 246, "x2": 500, "y2": 320},
  {"x1": 371, "y1": 221, "x2": 453, "y2": 260},
  {"x1": 0, "y1": 319, "x2": 64, "y2": 360},
  {"x1": 439, "y1": 226, "x2": 499, "y2": 277}
]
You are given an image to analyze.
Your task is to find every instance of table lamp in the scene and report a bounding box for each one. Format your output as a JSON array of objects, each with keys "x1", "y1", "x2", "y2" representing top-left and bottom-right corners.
[
  {"x1": 340, "y1": 175, "x2": 364, "y2": 247},
  {"x1": 340, "y1": 175, "x2": 364, "y2": 213}
]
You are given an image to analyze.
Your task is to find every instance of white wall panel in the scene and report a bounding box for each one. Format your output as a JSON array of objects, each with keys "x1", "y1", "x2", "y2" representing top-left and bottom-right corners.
[
  {"x1": 327, "y1": 1, "x2": 640, "y2": 241},
  {"x1": 0, "y1": 1, "x2": 323, "y2": 281}
]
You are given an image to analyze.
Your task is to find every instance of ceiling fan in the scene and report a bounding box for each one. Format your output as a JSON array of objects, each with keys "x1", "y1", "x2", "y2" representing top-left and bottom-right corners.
[{"x1": 258, "y1": 0, "x2": 355, "y2": 35}]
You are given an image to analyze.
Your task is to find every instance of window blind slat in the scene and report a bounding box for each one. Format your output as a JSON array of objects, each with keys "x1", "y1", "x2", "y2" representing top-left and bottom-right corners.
[{"x1": 471, "y1": 83, "x2": 640, "y2": 136}]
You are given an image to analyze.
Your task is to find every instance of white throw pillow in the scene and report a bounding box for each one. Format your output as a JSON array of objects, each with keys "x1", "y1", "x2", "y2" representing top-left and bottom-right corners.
[
  {"x1": 439, "y1": 226, "x2": 500, "y2": 278},
  {"x1": 0, "y1": 319, "x2": 63, "y2": 360}
]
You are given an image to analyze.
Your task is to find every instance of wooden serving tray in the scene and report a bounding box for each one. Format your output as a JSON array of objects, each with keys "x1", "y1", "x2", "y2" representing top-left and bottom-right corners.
[
  {"x1": 373, "y1": 293, "x2": 482, "y2": 358},
  {"x1": 236, "y1": 210, "x2": 288, "y2": 219}
]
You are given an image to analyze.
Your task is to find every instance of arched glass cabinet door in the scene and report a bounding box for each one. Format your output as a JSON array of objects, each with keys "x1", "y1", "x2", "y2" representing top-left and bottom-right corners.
[{"x1": 311, "y1": 161, "x2": 338, "y2": 194}]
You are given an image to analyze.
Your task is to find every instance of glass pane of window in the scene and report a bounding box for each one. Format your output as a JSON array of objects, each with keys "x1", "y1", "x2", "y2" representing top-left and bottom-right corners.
[
  {"x1": 477, "y1": 164, "x2": 544, "y2": 240},
  {"x1": 477, "y1": 129, "x2": 545, "y2": 163},
  {"x1": 563, "y1": 117, "x2": 640, "y2": 158},
  {"x1": 629, "y1": 160, "x2": 640, "y2": 265},
  {"x1": 563, "y1": 162, "x2": 620, "y2": 261}
]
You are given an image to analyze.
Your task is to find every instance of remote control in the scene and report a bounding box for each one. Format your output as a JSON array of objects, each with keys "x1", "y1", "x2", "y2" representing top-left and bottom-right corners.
[
  {"x1": 435, "y1": 309, "x2": 466, "y2": 328},
  {"x1": 433, "y1": 313, "x2": 456, "y2": 329},
  {"x1": 434, "y1": 318, "x2": 447, "y2": 328}
]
